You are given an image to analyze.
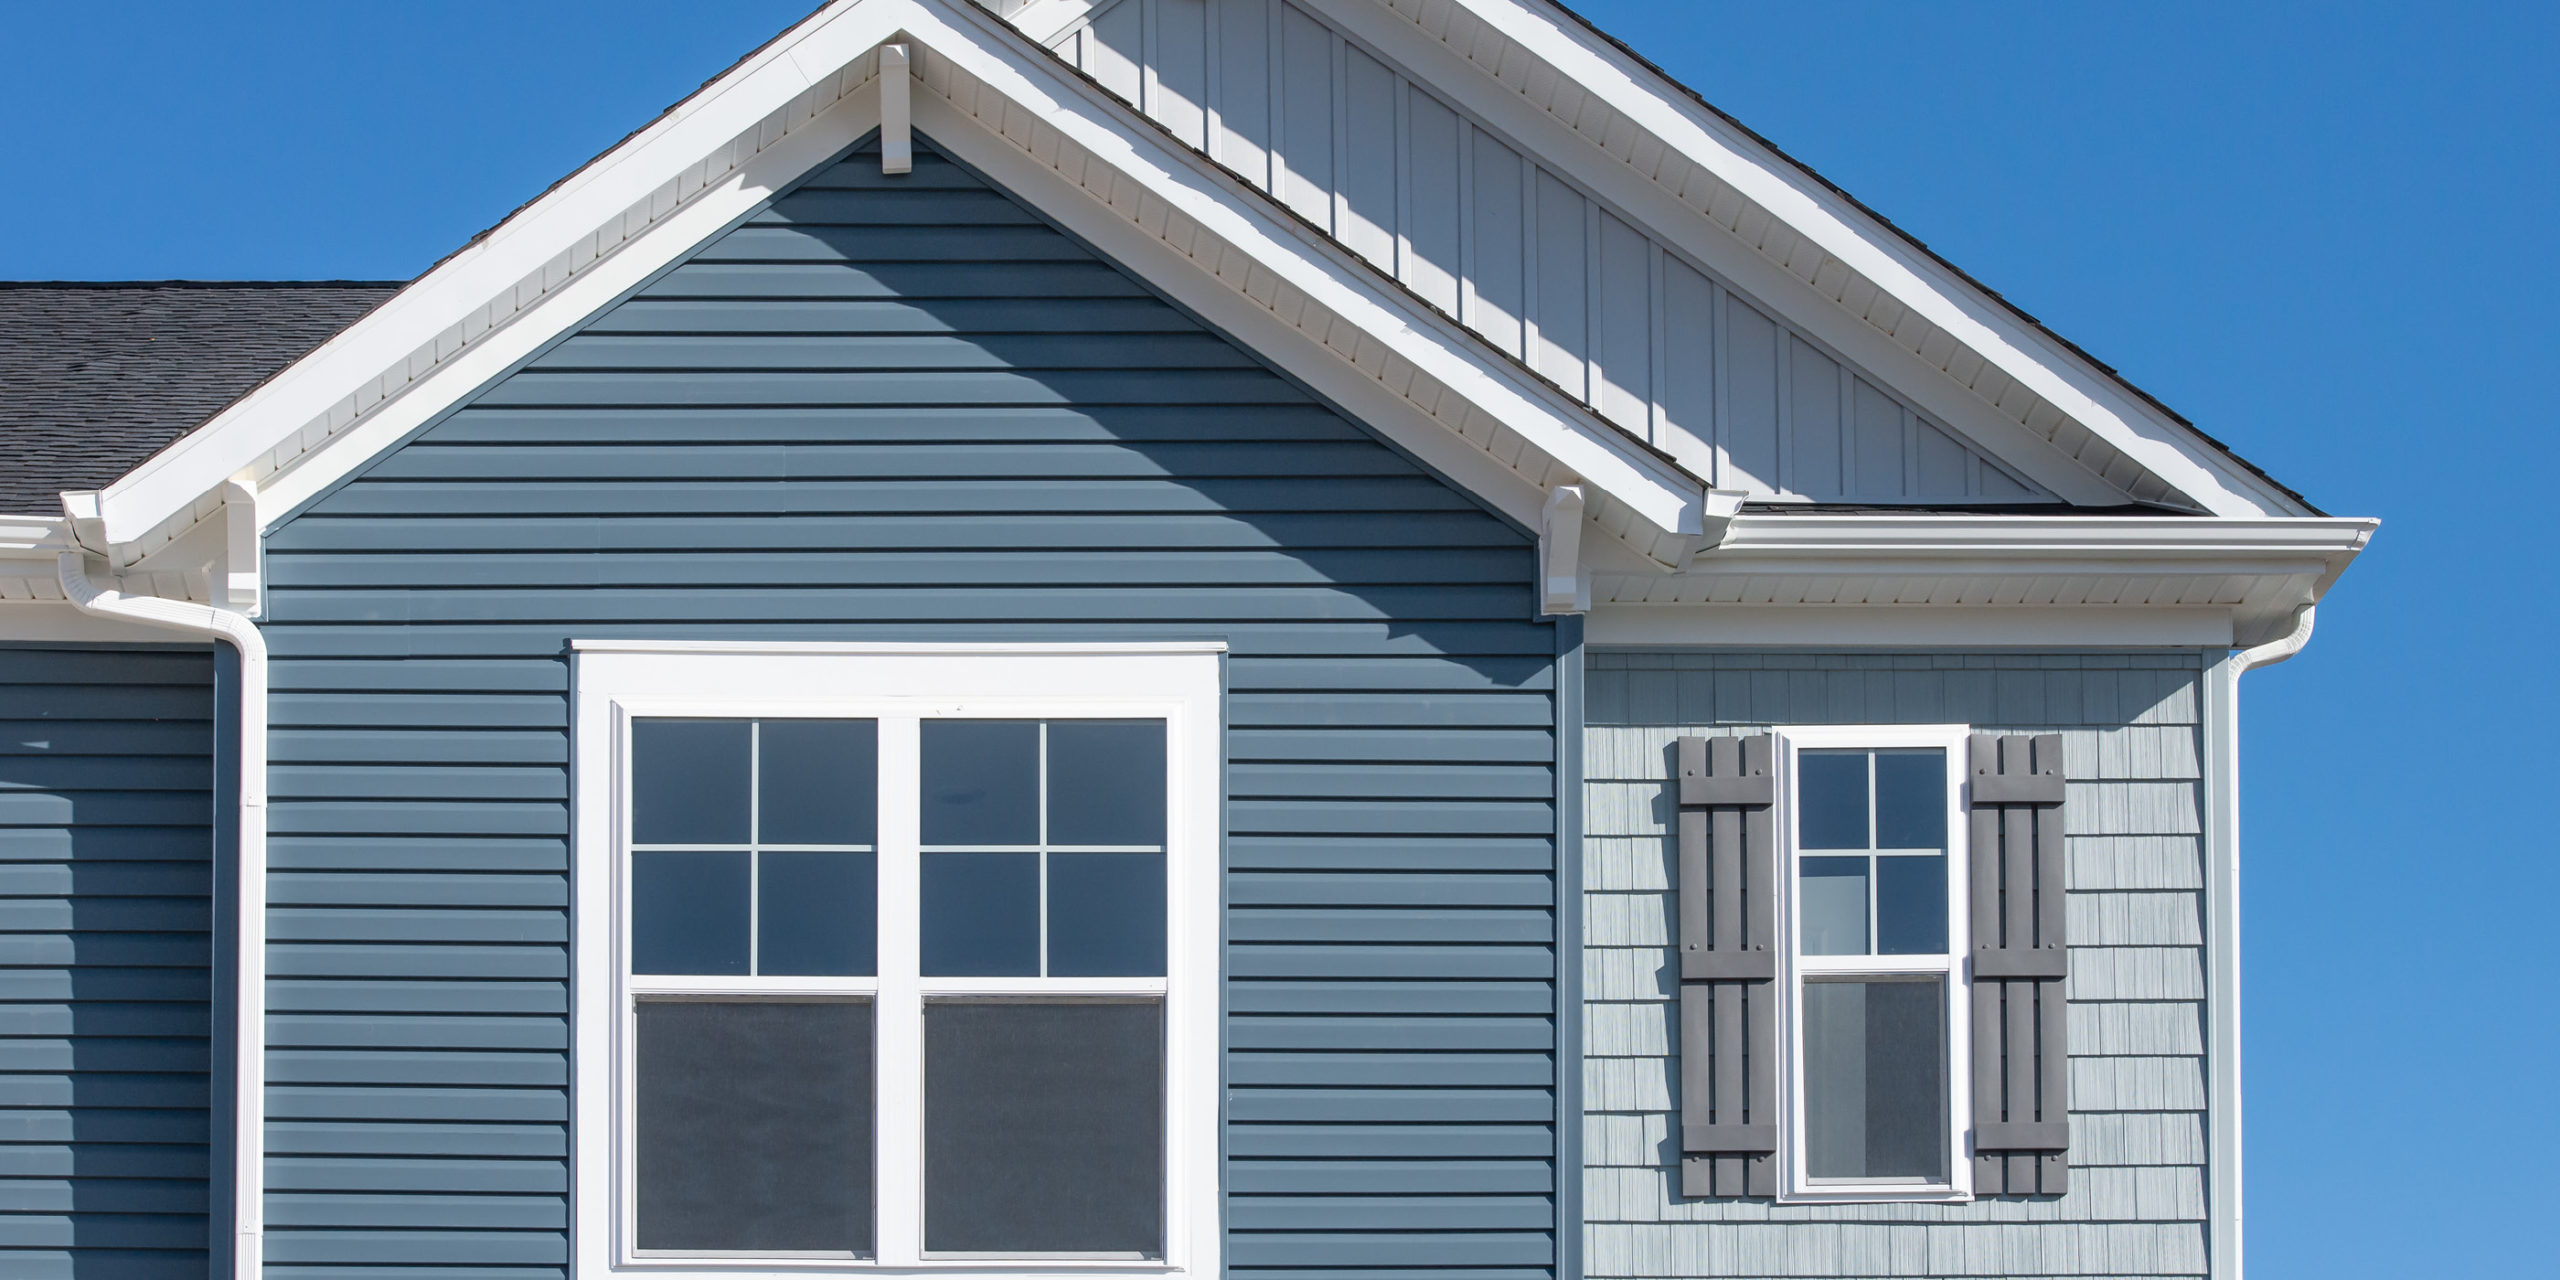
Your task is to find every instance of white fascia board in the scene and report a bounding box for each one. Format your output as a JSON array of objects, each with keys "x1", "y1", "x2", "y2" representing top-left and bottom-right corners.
[
  {"x1": 252, "y1": 86, "x2": 886, "y2": 525},
  {"x1": 1692, "y1": 514, "x2": 2372, "y2": 592},
  {"x1": 1331, "y1": 0, "x2": 2309, "y2": 517},
  {"x1": 919, "y1": 0, "x2": 1707, "y2": 540},
  {"x1": 910, "y1": 91, "x2": 1552, "y2": 532},
  {"x1": 91, "y1": 0, "x2": 906, "y2": 545},
  {"x1": 1589, "y1": 603, "x2": 2236, "y2": 649}
]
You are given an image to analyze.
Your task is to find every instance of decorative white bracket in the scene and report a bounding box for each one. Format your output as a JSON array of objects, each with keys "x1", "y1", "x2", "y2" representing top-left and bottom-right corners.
[
  {"x1": 1540, "y1": 484, "x2": 1589, "y2": 616},
  {"x1": 220, "y1": 480, "x2": 262, "y2": 617},
  {"x1": 880, "y1": 43, "x2": 913, "y2": 175}
]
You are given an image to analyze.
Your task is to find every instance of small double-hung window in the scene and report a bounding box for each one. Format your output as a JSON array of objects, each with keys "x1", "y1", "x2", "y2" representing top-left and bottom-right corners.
[
  {"x1": 571, "y1": 642, "x2": 1222, "y2": 1278},
  {"x1": 1782, "y1": 727, "x2": 1971, "y2": 1198}
]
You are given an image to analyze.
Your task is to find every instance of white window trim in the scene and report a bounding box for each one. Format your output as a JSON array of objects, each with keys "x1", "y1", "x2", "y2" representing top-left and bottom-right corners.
[
  {"x1": 1773, "y1": 723, "x2": 1975, "y2": 1204},
  {"x1": 571, "y1": 640, "x2": 1226, "y2": 1280}
]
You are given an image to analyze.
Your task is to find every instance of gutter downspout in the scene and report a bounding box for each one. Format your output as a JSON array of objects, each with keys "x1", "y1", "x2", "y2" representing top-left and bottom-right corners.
[
  {"x1": 2204, "y1": 601, "x2": 2316, "y2": 1280},
  {"x1": 57, "y1": 550, "x2": 267, "y2": 1280}
]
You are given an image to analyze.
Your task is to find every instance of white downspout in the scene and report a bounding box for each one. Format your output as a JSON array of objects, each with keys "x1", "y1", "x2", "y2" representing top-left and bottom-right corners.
[
  {"x1": 2204, "y1": 601, "x2": 2315, "y2": 1280},
  {"x1": 57, "y1": 549, "x2": 267, "y2": 1280}
]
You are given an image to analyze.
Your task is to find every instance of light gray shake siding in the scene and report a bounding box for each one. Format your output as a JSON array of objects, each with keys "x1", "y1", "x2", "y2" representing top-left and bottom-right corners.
[
  {"x1": 253, "y1": 136, "x2": 1558, "y2": 1277},
  {"x1": 1583, "y1": 652, "x2": 2210, "y2": 1279}
]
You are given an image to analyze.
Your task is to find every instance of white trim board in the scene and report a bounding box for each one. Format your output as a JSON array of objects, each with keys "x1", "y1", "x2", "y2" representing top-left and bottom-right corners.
[
  {"x1": 1588, "y1": 605, "x2": 2236, "y2": 649},
  {"x1": 570, "y1": 642, "x2": 1225, "y2": 1279}
]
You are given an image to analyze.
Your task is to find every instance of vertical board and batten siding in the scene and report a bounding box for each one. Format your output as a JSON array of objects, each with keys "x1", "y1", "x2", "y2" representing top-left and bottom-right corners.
[
  {"x1": 1583, "y1": 651, "x2": 2209, "y2": 1280},
  {"x1": 1040, "y1": 0, "x2": 2044, "y2": 505},
  {"x1": 0, "y1": 643, "x2": 216, "y2": 1278},
  {"x1": 254, "y1": 135, "x2": 1560, "y2": 1278}
]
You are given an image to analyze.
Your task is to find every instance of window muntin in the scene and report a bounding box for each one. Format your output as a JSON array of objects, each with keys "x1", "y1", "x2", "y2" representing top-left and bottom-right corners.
[
  {"x1": 1780, "y1": 727, "x2": 1971, "y2": 1201},
  {"x1": 575, "y1": 641, "x2": 1222, "y2": 1279}
]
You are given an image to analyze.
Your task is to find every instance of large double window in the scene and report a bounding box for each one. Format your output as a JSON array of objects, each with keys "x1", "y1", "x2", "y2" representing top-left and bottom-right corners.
[
  {"x1": 1779, "y1": 726, "x2": 1971, "y2": 1200},
  {"x1": 572, "y1": 643, "x2": 1222, "y2": 1277}
]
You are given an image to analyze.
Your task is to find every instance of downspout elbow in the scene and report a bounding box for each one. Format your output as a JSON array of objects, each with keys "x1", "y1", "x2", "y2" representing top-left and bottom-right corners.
[{"x1": 2236, "y1": 603, "x2": 2315, "y2": 674}]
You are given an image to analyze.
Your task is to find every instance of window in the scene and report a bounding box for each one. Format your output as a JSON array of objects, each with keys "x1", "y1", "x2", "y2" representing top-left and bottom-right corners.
[
  {"x1": 1778, "y1": 726, "x2": 1971, "y2": 1200},
  {"x1": 572, "y1": 642, "x2": 1223, "y2": 1278}
]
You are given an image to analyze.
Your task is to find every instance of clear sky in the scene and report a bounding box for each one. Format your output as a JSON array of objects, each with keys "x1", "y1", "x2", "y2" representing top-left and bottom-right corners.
[{"x1": 3, "y1": 2, "x2": 2548, "y2": 1275}]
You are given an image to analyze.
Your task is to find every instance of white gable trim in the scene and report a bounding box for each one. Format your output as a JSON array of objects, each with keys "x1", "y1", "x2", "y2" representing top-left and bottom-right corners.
[
  {"x1": 81, "y1": 0, "x2": 1716, "y2": 569},
  {"x1": 1317, "y1": 0, "x2": 2312, "y2": 518}
]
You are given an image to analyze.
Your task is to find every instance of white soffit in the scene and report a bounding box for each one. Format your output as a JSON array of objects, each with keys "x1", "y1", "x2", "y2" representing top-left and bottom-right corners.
[
  {"x1": 84, "y1": 0, "x2": 1712, "y2": 567},
  {"x1": 1323, "y1": 0, "x2": 2317, "y2": 518}
]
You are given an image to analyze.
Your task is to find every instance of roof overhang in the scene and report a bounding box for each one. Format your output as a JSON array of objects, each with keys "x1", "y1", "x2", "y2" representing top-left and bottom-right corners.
[{"x1": 1590, "y1": 513, "x2": 2376, "y2": 646}]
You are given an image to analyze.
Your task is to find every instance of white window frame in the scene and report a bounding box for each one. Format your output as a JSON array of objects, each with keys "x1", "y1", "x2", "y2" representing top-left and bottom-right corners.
[
  {"x1": 571, "y1": 640, "x2": 1226, "y2": 1280},
  {"x1": 1773, "y1": 723, "x2": 1974, "y2": 1203}
]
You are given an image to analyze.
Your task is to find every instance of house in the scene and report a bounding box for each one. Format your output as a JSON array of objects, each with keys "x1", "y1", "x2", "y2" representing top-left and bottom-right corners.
[{"x1": 0, "y1": 2, "x2": 2376, "y2": 1278}]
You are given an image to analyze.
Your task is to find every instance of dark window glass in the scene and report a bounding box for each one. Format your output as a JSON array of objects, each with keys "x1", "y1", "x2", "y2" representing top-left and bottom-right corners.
[
  {"x1": 1876, "y1": 854, "x2": 1949, "y2": 955},
  {"x1": 632, "y1": 720, "x2": 750, "y2": 845},
  {"x1": 1873, "y1": 749, "x2": 1946, "y2": 850},
  {"x1": 636, "y1": 1000, "x2": 872, "y2": 1252},
  {"x1": 924, "y1": 1001, "x2": 1162, "y2": 1254},
  {"x1": 921, "y1": 720, "x2": 1039, "y2": 846},
  {"x1": 760, "y1": 720, "x2": 879, "y2": 845},
  {"x1": 1046, "y1": 721, "x2": 1167, "y2": 846},
  {"x1": 920, "y1": 852, "x2": 1039, "y2": 976},
  {"x1": 633, "y1": 851, "x2": 749, "y2": 975},
  {"x1": 1797, "y1": 750, "x2": 1869, "y2": 850},
  {"x1": 1047, "y1": 853, "x2": 1166, "y2": 977},
  {"x1": 1803, "y1": 979, "x2": 1947, "y2": 1181},
  {"x1": 1799, "y1": 855, "x2": 1869, "y2": 956},
  {"x1": 760, "y1": 852, "x2": 878, "y2": 977}
]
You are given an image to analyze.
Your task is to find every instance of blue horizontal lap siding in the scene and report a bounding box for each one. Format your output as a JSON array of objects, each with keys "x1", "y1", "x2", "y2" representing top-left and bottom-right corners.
[
  {"x1": 0, "y1": 644, "x2": 215, "y2": 1278},
  {"x1": 259, "y1": 137, "x2": 1555, "y2": 1277}
]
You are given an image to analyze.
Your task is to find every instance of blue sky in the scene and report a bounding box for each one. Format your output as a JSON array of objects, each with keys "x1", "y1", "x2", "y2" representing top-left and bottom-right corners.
[{"x1": 3, "y1": 2, "x2": 2549, "y2": 1274}]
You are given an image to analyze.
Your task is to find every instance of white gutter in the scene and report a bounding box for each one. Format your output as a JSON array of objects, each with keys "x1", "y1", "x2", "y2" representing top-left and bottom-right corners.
[
  {"x1": 2201, "y1": 600, "x2": 2316, "y2": 1280},
  {"x1": 56, "y1": 550, "x2": 267, "y2": 1280}
]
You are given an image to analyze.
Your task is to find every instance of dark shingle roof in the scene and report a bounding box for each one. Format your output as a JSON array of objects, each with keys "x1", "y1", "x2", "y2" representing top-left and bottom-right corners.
[{"x1": 0, "y1": 281, "x2": 400, "y2": 513}]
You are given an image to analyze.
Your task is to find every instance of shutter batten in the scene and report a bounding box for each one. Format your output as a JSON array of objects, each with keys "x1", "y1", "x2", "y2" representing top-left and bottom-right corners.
[
  {"x1": 1673, "y1": 734, "x2": 1777, "y2": 1198},
  {"x1": 1967, "y1": 732, "x2": 2071, "y2": 1196}
]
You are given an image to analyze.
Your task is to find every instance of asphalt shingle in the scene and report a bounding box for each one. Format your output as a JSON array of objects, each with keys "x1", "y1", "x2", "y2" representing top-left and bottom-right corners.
[{"x1": 0, "y1": 281, "x2": 399, "y2": 513}]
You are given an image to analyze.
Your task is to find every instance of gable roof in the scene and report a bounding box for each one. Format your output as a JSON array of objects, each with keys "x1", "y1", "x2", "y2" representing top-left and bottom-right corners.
[
  {"x1": 15, "y1": 0, "x2": 2365, "y2": 639},
  {"x1": 0, "y1": 282, "x2": 398, "y2": 511}
]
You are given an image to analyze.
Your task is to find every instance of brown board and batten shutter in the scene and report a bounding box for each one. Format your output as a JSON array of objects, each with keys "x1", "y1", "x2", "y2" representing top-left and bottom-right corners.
[
  {"x1": 1968, "y1": 733, "x2": 2071, "y2": 1195},
  {"x1": 1674, "y1": 735, "x2": 1777, "y2": 1197}
]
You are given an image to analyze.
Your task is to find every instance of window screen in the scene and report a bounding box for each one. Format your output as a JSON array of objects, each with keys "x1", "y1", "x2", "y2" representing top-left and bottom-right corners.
[
  {"x1": 1802, "y1": 979, "x2": 1947, "y2": 1182},
  {"x1": 923, "y1": 1001, "x2": 1164, "y2": 1255},
  {"x1": 635, "y1": 1000, "x2": 874, "y2": 1253}
]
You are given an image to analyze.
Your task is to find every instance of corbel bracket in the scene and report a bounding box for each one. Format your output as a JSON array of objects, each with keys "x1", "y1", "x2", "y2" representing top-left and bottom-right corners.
[{"x1": 1540, "y1": 484, "x2": 1588, "y2": 616}]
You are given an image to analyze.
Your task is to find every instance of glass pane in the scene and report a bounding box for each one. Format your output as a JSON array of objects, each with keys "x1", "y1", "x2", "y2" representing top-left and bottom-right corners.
[
  {"x1": 924, "y1": 1001, "x2": 1163, "y2": 1254},
  {"x1": 921, "y1": 720, "x2": 1039, "y2": 846},
  {"x1": 1803, "y1": 979, "x2": 1947, "y2": 1182},
  {"x1": 759, "y1": 719, "x2": 878, "y2": 845},
  {"x1": 633, "y1": 851, "x2": 749, "y2": 975},
  {"x1": 1797, "y1": 750, "x2": 1869, "y2": 849},
  {"x1": 1873, "y1": 749, "x2": 1946, "y2": 850},
  {"x1": 635, "y1": 1000, "x2": 872, "y2": 1252},
  {"x1": 760, "y1": 852, "x2": 878, "y2": 977},
  {"x1": 1798, "y1": 856, "x2": 1869, "y2": 956},
  {"x1": 1047, "y1": 853, "x2": 1166, "y2": 977},
  {"x1": 1876, "y1": 853, "x2": 1949, "y2": 955},
  {"x1": 632, "y1": 719, "x2": 750, "y2": 845},
  {"x1": 1046, "y1": 720, "x2": 1167, "y2": 846},
  {"x1": 920, "y1": 852, "x2": 1039, "y2": 976}
]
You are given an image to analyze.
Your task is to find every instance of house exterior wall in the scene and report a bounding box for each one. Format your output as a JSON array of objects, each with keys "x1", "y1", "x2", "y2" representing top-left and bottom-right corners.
[
  {"x1": 0, "y1": 642, "x2": 217, "y2": 1279},
  {"x1": 1033, "y1": 0, "x2": 2043, "y2": 503},
  {"x1": 252, "y1": 136, "x2": 1561, "y2": 1278},
  {"x1": 1582, "y1": 650, "x2": 2211, "y2": 1279}
]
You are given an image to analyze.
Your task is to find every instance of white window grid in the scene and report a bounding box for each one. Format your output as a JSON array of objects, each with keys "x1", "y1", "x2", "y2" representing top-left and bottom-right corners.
[
  {"x1": 1774, "y1": 723, "x2": 1975, "y2": 1203},
  {"x1": 571, "y1": 641, "x2": 1224, "y2": 1280}
]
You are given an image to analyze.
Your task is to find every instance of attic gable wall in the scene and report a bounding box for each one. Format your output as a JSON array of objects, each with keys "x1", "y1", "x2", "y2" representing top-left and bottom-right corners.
[{"x1": 1035, "y1": 0, "x2": 2048, "y2": 504}]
